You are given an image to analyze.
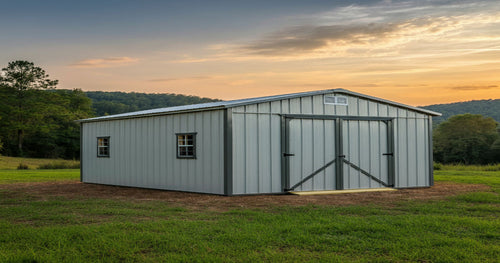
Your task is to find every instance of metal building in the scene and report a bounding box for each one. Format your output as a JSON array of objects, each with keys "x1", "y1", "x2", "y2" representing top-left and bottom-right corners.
[{"x1": 78, "y1": 89, "x2": 440, "y2": 195}]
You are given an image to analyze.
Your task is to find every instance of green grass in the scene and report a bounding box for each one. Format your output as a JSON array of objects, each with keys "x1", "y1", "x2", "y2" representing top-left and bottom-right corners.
[
  {"x1": 0, "y1": 169, "x2": 80, "y2": 184},
  {"x1": 435, "y1": 170, "x2": 500, "y2": 193},
  {"x1": 0, "y1": 155, "x2": 80, "y2": 170},
  {"x1": 0, "y1": 168, "x2": 499, "y2": 262}
]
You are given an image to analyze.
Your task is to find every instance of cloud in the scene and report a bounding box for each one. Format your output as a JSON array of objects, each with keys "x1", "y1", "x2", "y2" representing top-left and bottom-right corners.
[
  {"x1": 71, "y1": 57, "x2": 138, "y2": 68},
  {"x1": 148, "y1": 76, "x2": 212, "y2": 83},
  {"x1": 241, "y1": 22, "x2": 400, "y2": 56},
  {"x1": 450, "y1": 85, "x2": 498, "y2": 91},
  {"x1": 168, "y1": 1, "x2": 500, "y2": 64},
  {"x1": 239, "y1": 14, "x2": 492, "y2": 57}
]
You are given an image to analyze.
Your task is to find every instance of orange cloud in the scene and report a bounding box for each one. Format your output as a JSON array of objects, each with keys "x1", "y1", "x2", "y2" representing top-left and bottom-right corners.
[
  {"x1": 71, "y1": 57, "x2": 139, "y2": 68},
  {"x1": 450, "y1": 85, "x2": 498, "y2": 91},
  {"x1": 148, "y1": 76, "x2": 213, "y2": 82}
]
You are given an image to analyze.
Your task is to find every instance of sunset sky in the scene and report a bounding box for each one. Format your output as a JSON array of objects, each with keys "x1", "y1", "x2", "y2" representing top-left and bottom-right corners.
[{"x1": 1, "y1": 0, "x2": 499, "y2": 106}]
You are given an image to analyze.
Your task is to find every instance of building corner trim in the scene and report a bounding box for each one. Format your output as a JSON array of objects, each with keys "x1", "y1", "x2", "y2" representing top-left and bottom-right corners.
[
  {"x1": 428, "y1": 117, "x2": 434, "y2": 186},
  {"x1": 80, "y1": 123, "x2": 83, "y2": 182},
  {"x1": 224, "y1": 109, "x2": 233, "y2": 195}
]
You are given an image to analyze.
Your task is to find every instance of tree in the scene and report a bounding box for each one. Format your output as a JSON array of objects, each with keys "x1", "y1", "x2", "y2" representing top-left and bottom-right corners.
[
  {"x1": 434, "y1": 114, "x2": 499, "y2": 164},
  {"x1": 0, "y1": 61, "x2": 58, "y2": 155},
  {"x1": 0, "y1": 61, "x2": 94, "y2": 158},
  {"x1": 0, "y1": 116, "x2": 3, "y2": 152}
]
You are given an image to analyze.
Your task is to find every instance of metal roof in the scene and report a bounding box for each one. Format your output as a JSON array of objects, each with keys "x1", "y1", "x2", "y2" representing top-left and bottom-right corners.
[{"x1": 78, "y1": 89, "x2": 441, "y2": 122}]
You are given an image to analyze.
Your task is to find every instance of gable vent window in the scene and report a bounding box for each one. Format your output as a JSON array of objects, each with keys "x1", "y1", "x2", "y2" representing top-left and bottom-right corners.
[
  {"x1": 176, "y1": 133, "x2": 196, "y2": 159},
  {"x1": 324, "y1": 95, "x2": 348, "y2": 106},
  {"x1": 97, "y1": 137, "x2": 110, "y2": 157}
]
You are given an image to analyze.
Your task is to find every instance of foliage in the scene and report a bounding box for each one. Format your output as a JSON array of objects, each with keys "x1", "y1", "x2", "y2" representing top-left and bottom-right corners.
[
  {"x1": 16, "y1": 163, "x2": 29, "y2": 170},
  {"x1": 0, "y1": 169, "x2": 498, "y2": 262},
  {"x1": 38, "y1": 161, "x2": 80, "y2": 169},
  {"x1": 0, "y1": 155, "x2": 79, "y2": 170},
  {"x1": 86, "y1": 91, "x2": 220, "y2": 116},
  {"x1": 434, "y1": 114, "x2": 499, "y2": 164},
  {"x1": 0, "y1": 61, "x2": 58, "y2": 155},
  {"x1": 0, "y1": 61, "x2": 93, "y2": 159},
  {"x1": 436, "y1": 163, "x2": 500, "y2": 172},
  {"x1": 422, "y1": 99, "x2": 500, "y2": 125},
  {"x1": 22, "y1": 89, "x2": 94, "y2": 159}
]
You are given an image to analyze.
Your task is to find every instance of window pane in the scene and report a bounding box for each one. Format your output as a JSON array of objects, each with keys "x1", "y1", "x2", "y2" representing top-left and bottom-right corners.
[
  {"x1": 178, "y1": 135, "x2": 185, "y2": 145},
  {"x1": 98, "y1": 138, "x2": 109, "y2": 146},
  {"x1": 179, "y1": 147, "x2": 187, "y2": 156},
  {"x1": 187, "y1": 146, "x2": 194, "y2": 156},
  {"x1": 99, "y1": 147, "x2": 109, "y2": 156}
]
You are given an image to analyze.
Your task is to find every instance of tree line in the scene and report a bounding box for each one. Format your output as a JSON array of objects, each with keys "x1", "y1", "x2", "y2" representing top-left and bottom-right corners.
[
  {"x1": 86, "y1": 91, "x2": 219, "y2": 116},
  {"x1": 0, "y1": 61, "x2": 499, "y2": 164},
  {"x1": 0, "y1": 61, "x2": 218, "y2": 159},
  {"x1": 421, "y1": 99, "x2": 500, "y2": 125},
  {"x1": 0, "y1": 61, "x2": 93, "y2": 158},
  {"x1": 433, "y1": 114, "x2": 499, "y2": 164}
]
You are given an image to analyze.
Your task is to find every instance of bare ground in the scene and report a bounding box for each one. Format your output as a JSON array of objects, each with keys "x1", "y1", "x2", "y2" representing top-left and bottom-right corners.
[{"x1": 0, "y1": 181, "x2": 490, "y2": 211}]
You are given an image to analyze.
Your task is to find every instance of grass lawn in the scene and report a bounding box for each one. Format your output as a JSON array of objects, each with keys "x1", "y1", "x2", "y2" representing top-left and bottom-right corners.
[
  {"x1": 0, "y1": 168, "x2": 499, "y2": 262},
  {"x1": 0, "y1": 169, "x2": 80, "y2": 184}
]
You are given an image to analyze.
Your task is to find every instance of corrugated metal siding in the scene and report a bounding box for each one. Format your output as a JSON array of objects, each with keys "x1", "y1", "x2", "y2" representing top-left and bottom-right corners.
[
  {"x1": 82, "y1": 110, "x2": 225, "y2": 194},
  {"x1": 288, "y1": 119, "x2": 337, "y2": 191},
  {"x1": 231, "y1": 93, "x2": 432, "y2": 194},
  {"x1": 342, "y1": 120, "x2": 389, "y2": 189}
]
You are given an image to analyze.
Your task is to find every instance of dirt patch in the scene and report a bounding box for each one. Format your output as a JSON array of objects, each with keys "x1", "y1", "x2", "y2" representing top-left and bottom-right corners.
[{"x1": 0, "y1": 181, "x2": 490, "y2": 211}]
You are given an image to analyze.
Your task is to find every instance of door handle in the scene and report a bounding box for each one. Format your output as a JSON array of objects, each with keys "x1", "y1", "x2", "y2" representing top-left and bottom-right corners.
[
  {"x1": 383, "y1": 153, "x2": 393, "y2": 156},
  {"x1": 283, "y1": 153, "x2": 295, "y2": 157}
]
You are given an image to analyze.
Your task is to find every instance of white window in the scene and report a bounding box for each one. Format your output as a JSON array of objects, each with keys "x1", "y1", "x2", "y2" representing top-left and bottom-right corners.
[
  {"x1": 324, "y1": 95, "x2": 348, "y2": 106},
  {"x1": 97, "y1": 137, "x2": 110, "y2": 157},
  {"x1": 176, "y1": 133, "x2": 196, "y2": 159}
]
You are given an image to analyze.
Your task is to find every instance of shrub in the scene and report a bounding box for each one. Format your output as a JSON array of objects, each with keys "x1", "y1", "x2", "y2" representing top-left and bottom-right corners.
[
  {"x1": 17, "y1": 163, "x2": 29, "y2": 170},
  {"x1": 439, "y1": 163, "x2": 500, "y2": 171},
  {"x1": 433, "y1": 162, "x2": 442, "y2": 170},
  {"x1": 37, "y1": 161, "x2": 80, "y2": 169}
]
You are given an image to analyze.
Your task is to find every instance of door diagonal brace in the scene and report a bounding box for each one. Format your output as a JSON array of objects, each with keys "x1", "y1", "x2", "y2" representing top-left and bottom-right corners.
[
  {"x1": 342, "y1": 159, "x2": 393, "y2": 187},
  {"x1": 286, "y1": 159, "x2": 336, "y2": 191}
]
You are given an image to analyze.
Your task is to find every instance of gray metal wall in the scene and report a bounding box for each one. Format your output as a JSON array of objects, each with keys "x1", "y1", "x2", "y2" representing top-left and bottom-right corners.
[
  {"x1": 82, "y1": 110, "x2": 225, "y2": 194},
  {"x1": 231, "y1": 92, "x2": 432, "y2": 194}
]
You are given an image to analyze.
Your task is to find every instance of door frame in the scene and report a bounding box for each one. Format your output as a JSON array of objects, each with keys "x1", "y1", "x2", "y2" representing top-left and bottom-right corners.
[{"x1": 281, "y1": 114, "x2": 395, "y2": 192}]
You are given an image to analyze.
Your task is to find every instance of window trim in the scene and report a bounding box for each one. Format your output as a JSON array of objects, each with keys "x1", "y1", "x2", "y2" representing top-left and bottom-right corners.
[
  {"x1": 324, "y1": 95, "x2": 348, "y2": 106},
  {"x1": 176, "y1": 133, "x2": 197, "y2": 159},
  {"x1": 97, "y1": 136, "x2": 110, "y2": 158}
]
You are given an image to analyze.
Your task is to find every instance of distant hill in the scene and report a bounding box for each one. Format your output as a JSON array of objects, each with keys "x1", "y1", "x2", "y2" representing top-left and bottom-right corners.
[
  {"x1": 421, "y1": 99, "x2": 500, "y2": 125},
  {"x1": 85, "y1": 91, "x2": 220, "y2": 116}
]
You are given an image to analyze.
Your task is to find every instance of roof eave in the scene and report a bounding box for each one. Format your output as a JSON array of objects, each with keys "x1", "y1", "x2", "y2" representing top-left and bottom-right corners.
[{"x1": 76, "y1": 105, "x2": 227, "y2": 123}]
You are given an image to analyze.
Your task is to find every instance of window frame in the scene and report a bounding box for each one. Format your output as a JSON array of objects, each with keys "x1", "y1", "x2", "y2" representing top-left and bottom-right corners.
[
  {"x1": 324, "y1": 95, "x2": 348, "y2": 106},
  {"x1": 97, "y1": 136, "x2": 110, "y2": 158},
  {"x1": 176, "y1": 133, "x2": 197, "y2": 159}
]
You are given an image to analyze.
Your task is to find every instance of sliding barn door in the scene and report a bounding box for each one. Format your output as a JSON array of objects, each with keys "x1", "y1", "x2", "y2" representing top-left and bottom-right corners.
[{"x1": 285, "y1": 118, "x2": 337, "y2": 191}]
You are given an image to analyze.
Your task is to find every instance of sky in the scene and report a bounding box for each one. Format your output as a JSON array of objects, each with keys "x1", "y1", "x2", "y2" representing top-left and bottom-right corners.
[{"x1": 1, "y1": 0, "x2": 499, "y2": 106}]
